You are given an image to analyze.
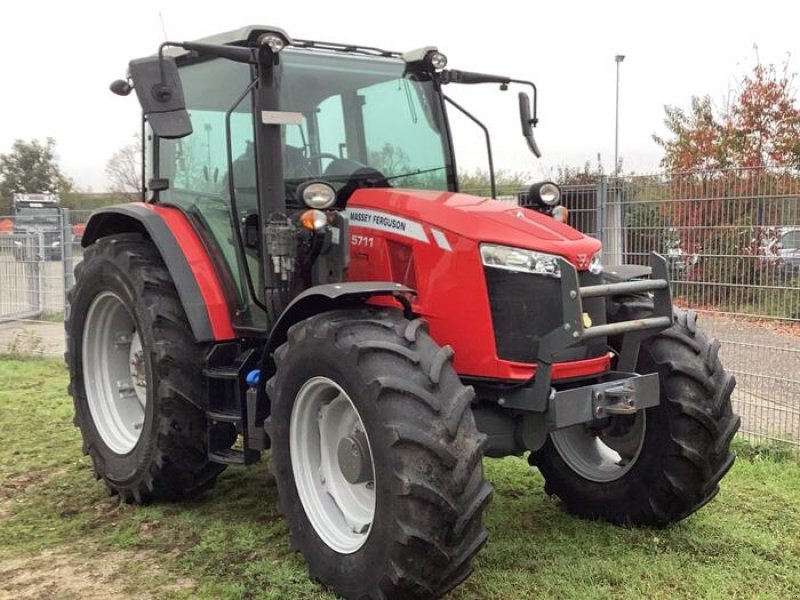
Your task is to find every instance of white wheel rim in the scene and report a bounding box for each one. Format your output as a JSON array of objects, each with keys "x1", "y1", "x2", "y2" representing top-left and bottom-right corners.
[
  {"x1": 550, "y1": 411, "x2": 646, "y2": 483},
  {"x1": 290, "y1": 377, "x2": 376, "y2": 554},
  {"x1": 82, "y1": 292, "x2": 147, "y2": 454}
]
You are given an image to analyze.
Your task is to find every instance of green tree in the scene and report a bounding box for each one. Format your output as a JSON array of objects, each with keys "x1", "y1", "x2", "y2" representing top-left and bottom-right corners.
[
  {"x1": 554, "y1": 157, "x2": 608, "y2": 185},
  {"x1": 458, "y1": 167, "x2": 528, "y2": 197},
  {"x1": 0, "y1": 138, "x2": 74, "y2": 213}
]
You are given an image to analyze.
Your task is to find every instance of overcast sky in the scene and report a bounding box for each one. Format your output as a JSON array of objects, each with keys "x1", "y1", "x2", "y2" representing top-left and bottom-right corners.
[{"x1": 2, "y1": 0, "x2": 799, "y2": 191}]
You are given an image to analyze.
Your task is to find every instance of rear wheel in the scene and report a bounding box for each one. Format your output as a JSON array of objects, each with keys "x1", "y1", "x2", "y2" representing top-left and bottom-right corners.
[
  {"x1": 532, "y1": 304, "x2": 740, "y2": 526},
  {"x1": 268, "y1": 309, "x2": 492, "y2": 599},
  {"x1": 66, "y1": 233, "x2": 225, "y2": 502}
]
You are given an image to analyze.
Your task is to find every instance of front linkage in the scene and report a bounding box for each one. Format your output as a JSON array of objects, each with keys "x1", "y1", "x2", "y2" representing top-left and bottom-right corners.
[{"x1": 480, "y1": 253, "x2": 672, "y2": 450}]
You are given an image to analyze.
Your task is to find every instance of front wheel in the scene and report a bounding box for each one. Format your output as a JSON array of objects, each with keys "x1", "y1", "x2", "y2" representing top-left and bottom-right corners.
[
  {"x1": 268, "y1": 309, "x2": 492, "y2": 599},
  {"x1": 532, "y1": 306, "x2": 740, "y2": 526}
]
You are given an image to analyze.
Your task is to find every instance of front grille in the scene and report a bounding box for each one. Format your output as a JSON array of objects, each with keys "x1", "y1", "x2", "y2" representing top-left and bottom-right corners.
[{"x1": 485, "y1": 268, "x2": 607, "y2": 364}]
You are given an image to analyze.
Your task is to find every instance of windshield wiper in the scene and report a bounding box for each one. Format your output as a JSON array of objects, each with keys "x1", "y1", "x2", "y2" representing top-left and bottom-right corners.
[
  {"x1": 322, "y1": 165, "x2": 446, "y2": 186},
  {"x1": 384, "y1": 166, "x2": 446, "y2": 181}
]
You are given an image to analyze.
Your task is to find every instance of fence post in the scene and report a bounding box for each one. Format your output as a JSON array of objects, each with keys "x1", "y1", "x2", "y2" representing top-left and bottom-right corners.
[
  {"x1": 603, "y1": 177, "x2": 624, "y2": 266},
  {"x1": 61, "y1": 208, "x2": 74, "y2": 315},
  {"x1": 35, "y1": 230, "x2": 45, "y2": 315},
  {"x1": 596, "y1": 176, "x2": 607, "y2": 245}
]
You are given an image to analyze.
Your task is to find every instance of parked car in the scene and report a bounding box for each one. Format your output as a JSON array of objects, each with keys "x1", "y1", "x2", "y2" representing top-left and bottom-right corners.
[
  {"x1": 664, "y1": 228, "x2": 700, "y2": 278},
  {"x1": 778, "y1": 227, "x2": 800, "y2": 274}
]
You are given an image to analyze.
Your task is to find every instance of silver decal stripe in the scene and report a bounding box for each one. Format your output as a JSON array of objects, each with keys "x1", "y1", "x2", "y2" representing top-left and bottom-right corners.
[
  {"x1": 431, "y1": 228, "x2": 452, "y2": 252},
  {"x1": 344, "y1": 208, "x2": 429, "y2": 243}
]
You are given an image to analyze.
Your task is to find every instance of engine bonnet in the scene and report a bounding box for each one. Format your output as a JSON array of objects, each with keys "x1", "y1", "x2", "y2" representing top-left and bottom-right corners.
[{"x1": 348, "y1": 188, "x2": 602, "y2": 268}]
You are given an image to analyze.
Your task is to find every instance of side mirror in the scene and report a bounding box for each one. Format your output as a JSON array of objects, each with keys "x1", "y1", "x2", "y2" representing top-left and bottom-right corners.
[
  {"x1": 518, "y1": 92, "x2": 541, "y2": 158},
  {"x1": 128, "y1": 56, "x2": 192, "y2": 139}
]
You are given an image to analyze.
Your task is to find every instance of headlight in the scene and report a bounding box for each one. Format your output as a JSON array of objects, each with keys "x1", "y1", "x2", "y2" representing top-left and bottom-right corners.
[
  {"x1": 589, "y1": 251, "x2": 603, "y2": 275},
  {"x1": 481, "y1": 243, "x2": 562, "y2": 277},
  {"x1": 298, "y1": 180, "x2": 336, "y2": 209},
  {"x1": 528, "y1": 181, "x2": 561, "y2": 207}
]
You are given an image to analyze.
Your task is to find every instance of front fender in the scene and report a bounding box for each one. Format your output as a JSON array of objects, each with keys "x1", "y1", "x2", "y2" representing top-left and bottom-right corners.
[{"x1": 265, "y1": 282, "x2": 415, "y2": 355}]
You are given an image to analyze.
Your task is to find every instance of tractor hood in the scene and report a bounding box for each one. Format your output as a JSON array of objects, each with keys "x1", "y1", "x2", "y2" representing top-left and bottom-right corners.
[{"x1": 347, "y1": 188, "x2": 602, "y2": 268}]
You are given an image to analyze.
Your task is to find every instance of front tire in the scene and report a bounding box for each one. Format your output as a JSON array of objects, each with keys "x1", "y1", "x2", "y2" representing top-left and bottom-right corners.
[
  {"x1": 66, "y1": 233, "x2": 225, "y2": 503},
  {"x1": 532, "y1": 305, "x2": 740, "y2": 526},
  {"x1": 268, "y1": 309, "x2": 492, "y2": 599}
]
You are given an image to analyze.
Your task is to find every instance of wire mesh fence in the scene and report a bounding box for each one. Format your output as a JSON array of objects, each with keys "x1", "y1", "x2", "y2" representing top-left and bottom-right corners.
[
  {"x1": 0, "y1": 209, "x2": 91, "y2": 355},
  {"x1": 595, "y1": 166, "x2": 800, "y2": 452}
]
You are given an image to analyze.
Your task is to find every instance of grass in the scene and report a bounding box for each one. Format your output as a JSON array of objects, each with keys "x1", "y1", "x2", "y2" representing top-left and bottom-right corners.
[{"x1": 1, "y1": 357, "x2": 799, "y2": 599}]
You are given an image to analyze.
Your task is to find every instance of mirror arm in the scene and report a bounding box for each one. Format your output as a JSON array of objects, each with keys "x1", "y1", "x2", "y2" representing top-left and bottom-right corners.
[
  {"x1": 158, "y1": 41, "x2": 260, "y2": 68},
  {"x1": 444, "y1": 95, "x2": 496, "y2": 199}
]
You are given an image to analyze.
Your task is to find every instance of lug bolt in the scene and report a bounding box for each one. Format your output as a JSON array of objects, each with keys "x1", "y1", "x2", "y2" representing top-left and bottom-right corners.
[{"x1": 564, "y1": 323, "x2": 571, "y2": 331}]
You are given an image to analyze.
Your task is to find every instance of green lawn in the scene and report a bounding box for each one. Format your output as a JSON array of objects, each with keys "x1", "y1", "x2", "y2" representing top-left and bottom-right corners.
[{"x1": 1, "y1": 358, "x2": 799, "y2": 599}]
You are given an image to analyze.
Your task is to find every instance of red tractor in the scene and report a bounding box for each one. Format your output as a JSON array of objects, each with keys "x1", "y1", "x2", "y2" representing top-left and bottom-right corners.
[{"x1": 67, "y1": 26, "x2": 739, "y2": 599}]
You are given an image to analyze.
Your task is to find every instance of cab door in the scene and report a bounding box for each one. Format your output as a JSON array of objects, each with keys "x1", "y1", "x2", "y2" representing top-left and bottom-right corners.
[{"x1": 154, "y1": 58, "x2": 267, "y2": 330}]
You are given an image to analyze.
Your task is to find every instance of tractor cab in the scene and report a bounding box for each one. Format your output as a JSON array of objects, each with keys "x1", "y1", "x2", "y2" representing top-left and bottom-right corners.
[{"x1": 116, "y1": 26, "x2": 548, "y2": 331}]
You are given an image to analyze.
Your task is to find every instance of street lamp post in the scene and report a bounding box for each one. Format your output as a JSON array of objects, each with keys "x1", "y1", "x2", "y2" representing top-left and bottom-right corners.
[{"x1": 614, "y1": 54, "x2": 625, "y2": 177}]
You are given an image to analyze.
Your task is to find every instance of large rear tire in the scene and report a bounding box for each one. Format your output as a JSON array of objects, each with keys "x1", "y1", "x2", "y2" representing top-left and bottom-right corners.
[
  {"x1": 66, "y1": 233, "x2": 225, "y2": 502},
  {"x1": 532, "y1": 303, "x2": 740, "y2": 526},
  {"x1": 268, "y1": 309, "x2": 491, "y2": 599}
]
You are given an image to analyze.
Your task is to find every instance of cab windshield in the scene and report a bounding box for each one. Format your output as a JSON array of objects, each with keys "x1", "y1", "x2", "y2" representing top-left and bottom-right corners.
[{"x1": 279, "y1": 49, "x2": 453, "y2": 194}]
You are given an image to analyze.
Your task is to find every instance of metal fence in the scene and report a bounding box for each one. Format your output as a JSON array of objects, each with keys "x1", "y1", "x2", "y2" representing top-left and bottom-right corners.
[
  {"x1": 0, "y1": 209, "x2": 89, "y2": 355},
  {"x1": 569, "y1": 167, "x2": 800, "y2": 451}
]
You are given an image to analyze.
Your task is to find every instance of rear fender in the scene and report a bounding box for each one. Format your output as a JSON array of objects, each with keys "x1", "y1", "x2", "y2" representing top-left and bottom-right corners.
[{"x1": 81, "y1": 203, "x2": 234, "y2": 342}]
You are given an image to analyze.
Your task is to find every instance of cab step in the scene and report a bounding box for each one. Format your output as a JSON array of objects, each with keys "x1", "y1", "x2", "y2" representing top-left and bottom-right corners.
[
  {"x1": 208, "y1": 448, "x2": 251, "y2": 465},
  {"x1": 206, "y1": 409, "x2": 243, "y2": 425},
  {"x1": 203, "y1": 343, "x2": 267, "y2": 466}
]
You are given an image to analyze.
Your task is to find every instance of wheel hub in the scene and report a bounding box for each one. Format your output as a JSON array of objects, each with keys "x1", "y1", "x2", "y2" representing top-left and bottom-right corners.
[
  {"x1": 128, "y1": 333, "x2": 147, "y2": 407},
  {"x1": 337, "y1": 431, "x2": 372, "y2": 485}
]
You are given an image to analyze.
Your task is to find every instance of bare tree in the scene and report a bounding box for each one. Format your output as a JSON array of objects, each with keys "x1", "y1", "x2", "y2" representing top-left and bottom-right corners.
[{"x1": 105, "y1": 136, "x2": 142, "y2": 202}]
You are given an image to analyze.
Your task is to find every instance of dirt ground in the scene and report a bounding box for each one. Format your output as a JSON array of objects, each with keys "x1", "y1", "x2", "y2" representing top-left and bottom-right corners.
[
  {"x1": 0, "y1": 320, "x2": 64, "y2": 356},
  {"x1": 0, "y1": 547, "x2": 194, "y2": 599}
]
